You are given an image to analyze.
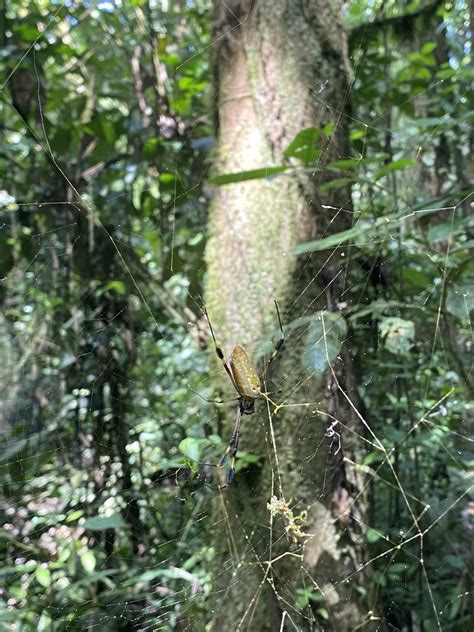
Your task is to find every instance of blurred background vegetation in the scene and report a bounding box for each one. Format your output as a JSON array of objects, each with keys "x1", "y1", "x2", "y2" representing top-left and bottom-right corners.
[{"x1": 0, "y1": 0, "x2": 472, "y2": 630}]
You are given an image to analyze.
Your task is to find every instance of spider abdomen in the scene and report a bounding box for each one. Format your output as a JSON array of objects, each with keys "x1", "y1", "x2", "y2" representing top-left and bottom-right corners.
[{"x1": 229, "y1": 345, "x2": 261, "y2": 400}]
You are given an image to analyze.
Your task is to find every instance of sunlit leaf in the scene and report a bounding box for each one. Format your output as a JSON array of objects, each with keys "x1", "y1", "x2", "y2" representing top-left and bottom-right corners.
[
  {"x1": 35, "y1": 566, "x2": 51, "y2": 588},
  {"x1": 101, "y1": 281, "x2": 126, "y2": 295},
  {"x1": 80, "y1": 550, "x2": 96, "y2": 574},
  {"x1": 379, "y1": 317, "x2": 415, "y2": 356},
  {"x1": 178, "y1": 437, "x2": 202, "y2": 464},
  {"x1": 66, "y1": 510, "x2": 84, "y2": 523}
]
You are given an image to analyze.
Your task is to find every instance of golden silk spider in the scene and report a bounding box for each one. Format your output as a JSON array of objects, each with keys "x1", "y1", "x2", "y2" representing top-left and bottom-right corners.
[{"x1": 204, "y1": 301, "x2": 285, "y2": 484}]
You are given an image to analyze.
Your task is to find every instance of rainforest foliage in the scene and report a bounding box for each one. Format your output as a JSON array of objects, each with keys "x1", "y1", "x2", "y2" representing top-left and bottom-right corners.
[{"x1": 0, "y1": 1, "x2": 472, "y2": 629}]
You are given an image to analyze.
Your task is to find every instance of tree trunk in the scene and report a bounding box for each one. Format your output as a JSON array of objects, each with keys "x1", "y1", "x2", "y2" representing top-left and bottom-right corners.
[{"x1": 206, "y1": 2, "x2": 366, "y2": 629}]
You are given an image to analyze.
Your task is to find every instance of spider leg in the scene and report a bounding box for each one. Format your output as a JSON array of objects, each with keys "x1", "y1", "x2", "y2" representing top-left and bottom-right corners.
[
  {"x1": 268, "y1": 300, "x2": 285, "y2": 364},
  {"x1": 205, "y1": 308, "x2": 240, "y2": 394},
  {"x1": 218, "y1": 406, "x2": 241, "y2": 484},
  {"x1": 188, "y1": 386, "x2": 239, "y2": 406},
  {"x1": 205, "y1": 396, "x2": 239, "y2": 405}
]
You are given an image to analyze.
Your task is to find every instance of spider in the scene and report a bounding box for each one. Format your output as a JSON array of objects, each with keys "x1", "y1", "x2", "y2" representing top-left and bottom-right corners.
[{"x1": 205, "y1": 301, "x2": 285, "y2": 484}]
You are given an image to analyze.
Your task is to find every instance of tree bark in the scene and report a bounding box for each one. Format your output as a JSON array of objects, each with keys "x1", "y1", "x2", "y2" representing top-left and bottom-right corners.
[{"x1": 206, "y1": 2, "x2": 366, "y2": 629}]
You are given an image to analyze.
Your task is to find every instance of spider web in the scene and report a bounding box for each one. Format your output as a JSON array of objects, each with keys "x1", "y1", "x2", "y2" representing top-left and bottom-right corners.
[{"x1": 0, "y1": 1, "x2": 472, "y2": 631}]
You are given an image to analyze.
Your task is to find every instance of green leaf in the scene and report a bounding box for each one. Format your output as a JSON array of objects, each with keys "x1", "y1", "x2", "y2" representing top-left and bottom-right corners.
[
  {"x1": 322, "y1": 122, "x2": 335, "y2": 135},
  {"x1": 374, "y1": 158, "x2": 416, "y2": 179},
  {"x1": 427, "y1": 217, "x2": 471, "y2": 243},
  {"x1": 379, "y1": 317, "x2": 415, "y2": 356},
  {"x1": 293, "y1": 222, "x2": 369, "y2": 255},
  {"x1": 132, "y1": 174, "x2": 147, "y2": 210},
  {"x1": 66, "y1": 510, "x2": 84, "y2": 523},
  {"x1": 210, "y1": 166, "x2": 288, "y2": 185},
  {"x1": 15, "y1": 23, "x2": 40, "y2": 41},
  {"x1": 233, "y1": 450, "x2": 262, "y2": 474},
  {"x1": 83, "y1": 515, "x2": 126, "y2": 531},
  {"x1": 188, "y1": 231, "x2": 204, "y2": 246},
  {"x1": 80, "y1": 550, "x2": 96, "y2": 574},
  {"x1": 445, "y1": 280, "x2": 474, "y2": 319},
  {"x1": 295, "y1": 587, "x2": 321, "y2": 611},
  {"x1": 366, "y1": 527, "x2": 383, "y2": 543},
  {"x1": 178, "y1": 436, "x2": 220, "y2": 470},
  {"x1": 303, "y1": 311, "x2": 347, "y2": 373},
  {"x1": 421, "y1": 42, "x2": 437, "y2": 55},
  {"x1": 38, "y1": 613, "x2": 53, "y2": 631},
  {"x1": 35, "y1": 566, "x2": 51, "y2": 588},
  {"x1": 388, "y1": 563, "x2": 409, "y2": 575},
  {"x1": 159, "y1": 172, "x2": 176, "y2": 184},
  {"x1": 143, "y1": 138, "x2": 160, "y2": 158},
  {"x1": 326, "y1": 158, "x2": 362, "y2": 170},
  {"x1": 403, "y1": 267, "x2": 430, "y2": 289},
  {"x1": 283, "y1": 127, "x2": 322, "y2": 164},
  {"x1": 362, "y1": 451, "x2": 384, "y2": 466},
  {"x1": 98, "y1": 280, "x2": 127, "y2": 295},
  {"x1": 316, "y1": 608, "x2": 329, "y2": 620},
  {"x1": 350, "y1": 129, "x2": 367, "y2": 140},
  {"x1": 178, "y1": 437, "x2": 202, "y2": 464},
  {"x1": 319, "y1": 177, "x2": 355, "y2": 192}
]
